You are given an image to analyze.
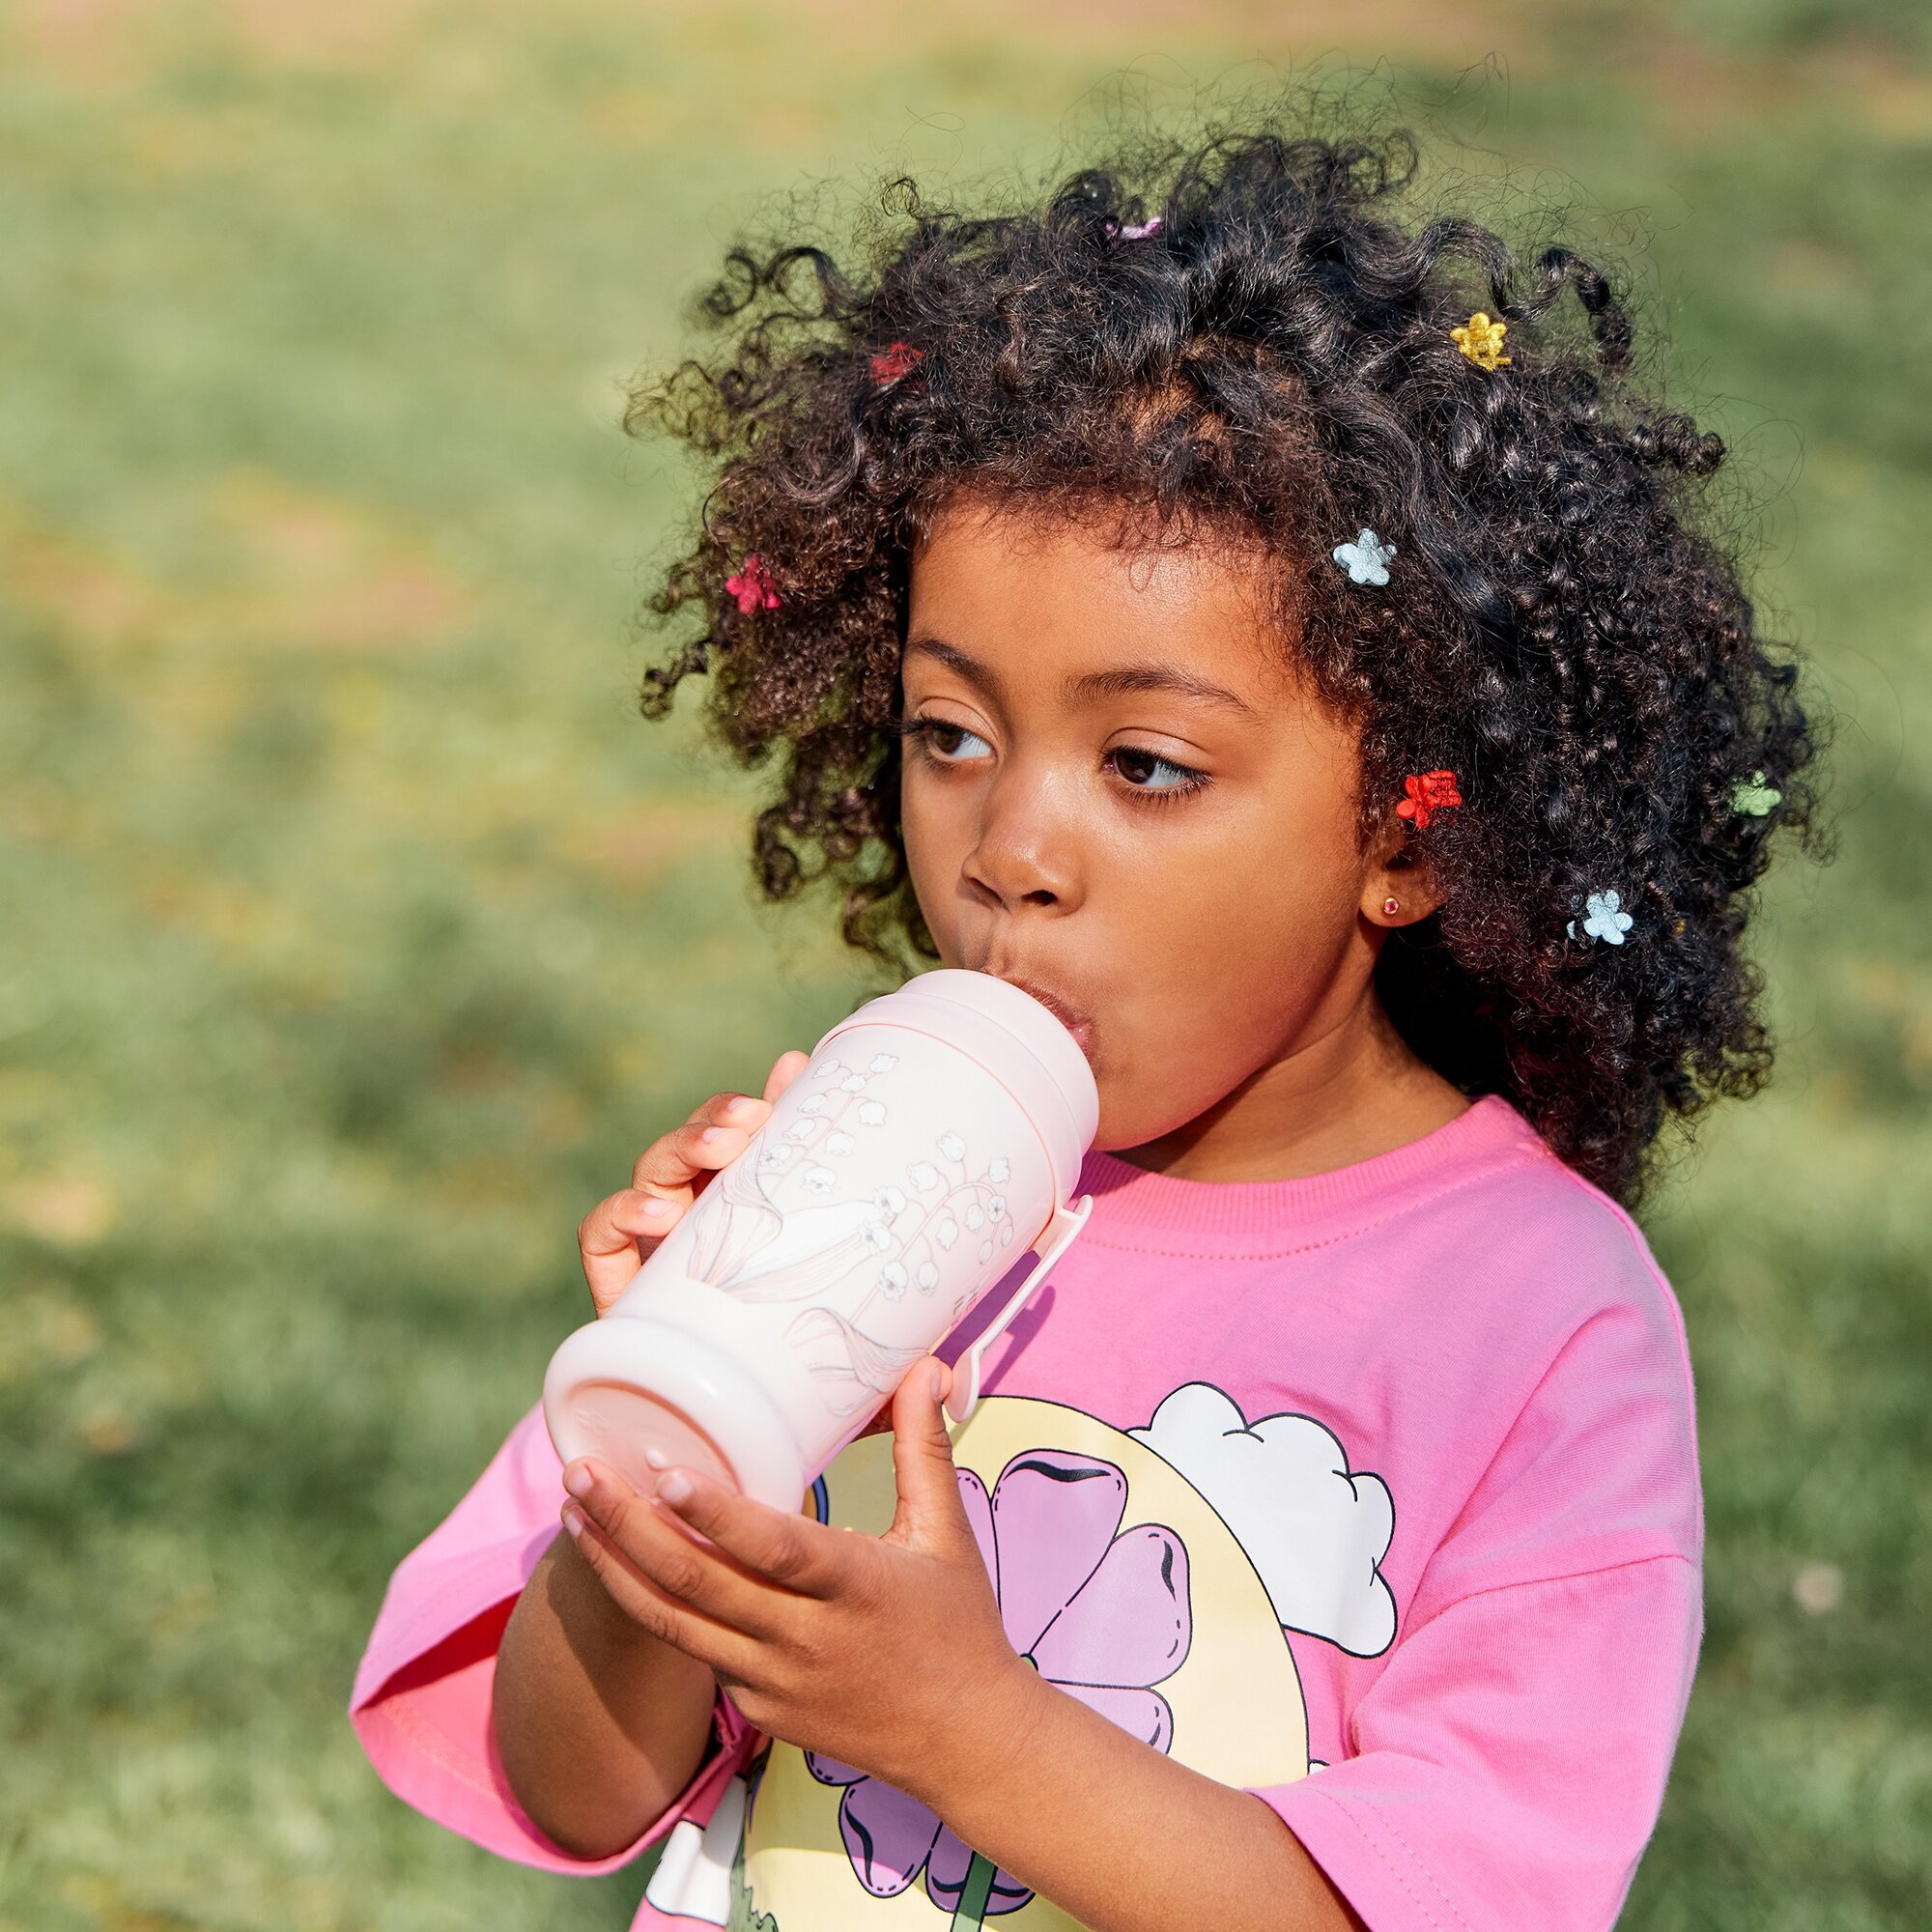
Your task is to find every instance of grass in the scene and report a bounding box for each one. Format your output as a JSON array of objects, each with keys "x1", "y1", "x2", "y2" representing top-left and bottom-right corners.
[{"x1": 1, "y1": 2, "x2": 1926, "y2": 1926}]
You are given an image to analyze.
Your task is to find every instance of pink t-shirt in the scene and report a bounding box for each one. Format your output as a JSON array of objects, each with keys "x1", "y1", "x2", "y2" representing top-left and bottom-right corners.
[{"x1": 349, "y1": 1094, "x2": 1702, "y2": 1932}]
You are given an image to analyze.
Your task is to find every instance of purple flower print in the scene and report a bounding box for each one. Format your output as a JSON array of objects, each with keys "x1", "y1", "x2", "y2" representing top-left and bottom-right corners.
[{"x1": 808, "y1": 1448, "x2": 1191, "y2": 1926}]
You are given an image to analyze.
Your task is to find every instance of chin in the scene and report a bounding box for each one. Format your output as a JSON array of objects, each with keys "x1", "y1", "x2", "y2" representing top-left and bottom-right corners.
[{"x1": 1091, "y1": 1091, "x2": 1193, "y2": 1159}]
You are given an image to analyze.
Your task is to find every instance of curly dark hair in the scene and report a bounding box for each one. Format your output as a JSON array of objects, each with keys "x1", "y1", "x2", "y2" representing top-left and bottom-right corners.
[{"x1": 624, "y1": 119, "x2": 1821, "y2": 1206}]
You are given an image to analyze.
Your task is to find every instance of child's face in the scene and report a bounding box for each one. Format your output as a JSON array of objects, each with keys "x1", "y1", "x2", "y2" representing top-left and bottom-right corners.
[{"x1": 901, "y1": 496, "x2": 1408, "y2": 1153}]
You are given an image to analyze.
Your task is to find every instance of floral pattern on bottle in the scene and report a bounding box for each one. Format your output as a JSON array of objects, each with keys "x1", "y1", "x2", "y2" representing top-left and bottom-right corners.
[{"x1": 683, "y1": 1047, "x2": 1030, "y2": 1420}]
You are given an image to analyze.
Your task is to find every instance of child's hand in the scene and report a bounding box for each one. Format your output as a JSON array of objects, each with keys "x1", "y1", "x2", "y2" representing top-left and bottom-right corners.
[
  {"x1": 556, "y1": 1353, "x2": 1037, "y2": 1804},
  {"x1": 575, "y1": 1049, "x2": 810, "y2": 1315}
]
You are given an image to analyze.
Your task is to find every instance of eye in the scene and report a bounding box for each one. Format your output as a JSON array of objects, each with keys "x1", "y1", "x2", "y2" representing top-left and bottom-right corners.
[
  {"x1": 1106, "y1": 745, "x2": 1208, "y2": 796},
  {"x1": 903, "y1": 716, "x2": 993, "y2": 763}
]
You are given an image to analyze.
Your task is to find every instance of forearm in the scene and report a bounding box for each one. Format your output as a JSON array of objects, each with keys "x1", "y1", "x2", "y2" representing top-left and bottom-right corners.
[
  {"x1": 904, "y1": 1665, "x2": 1362, "y2": 1932},
  {"x1": 493, "y1": 1528, "x2": 720, "y2": 1859}
]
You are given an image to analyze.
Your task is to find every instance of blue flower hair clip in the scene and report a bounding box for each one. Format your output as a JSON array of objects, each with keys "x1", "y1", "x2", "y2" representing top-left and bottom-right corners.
[
  {"x1": 1333, "y1": 528, "x2": 1395, "y2": 585},
  {"x1": 1567, "y1": 890, "x2": 1634, "y2": 946}
]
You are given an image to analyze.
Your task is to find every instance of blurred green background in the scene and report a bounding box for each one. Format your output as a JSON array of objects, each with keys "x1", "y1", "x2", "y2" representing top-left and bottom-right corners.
[{"x1": 2, "y1": 0, "x2": 1928, "y2": 1926}]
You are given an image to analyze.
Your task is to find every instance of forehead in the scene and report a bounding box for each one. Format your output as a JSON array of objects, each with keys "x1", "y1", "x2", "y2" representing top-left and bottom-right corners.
[{"x1": 906, "y1": 496, "x2": 1297, "y2": 701}]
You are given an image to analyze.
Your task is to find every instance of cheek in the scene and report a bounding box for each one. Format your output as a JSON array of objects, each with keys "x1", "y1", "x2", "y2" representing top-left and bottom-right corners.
[
  {"x1": 1130, "y1": 798, "x2": 1364, "y2": 987},
  {"x1": 1089, "y1": 819, "x2": 1370, "y2": 1143},
  {"x1": 899, "y1": 777, "x2": 963, "y2": 952}
]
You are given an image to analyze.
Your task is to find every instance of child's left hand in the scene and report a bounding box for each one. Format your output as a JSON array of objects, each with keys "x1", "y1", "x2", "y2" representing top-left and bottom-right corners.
[{"x1": 556, "y1": 1356, "x2": 1038, "y2": 1806}]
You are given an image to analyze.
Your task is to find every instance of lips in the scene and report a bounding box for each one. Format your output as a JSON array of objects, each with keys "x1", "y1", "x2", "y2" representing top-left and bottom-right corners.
[{"x1": 988, "y1": 968, "x2": 1096, "y2": 1062}]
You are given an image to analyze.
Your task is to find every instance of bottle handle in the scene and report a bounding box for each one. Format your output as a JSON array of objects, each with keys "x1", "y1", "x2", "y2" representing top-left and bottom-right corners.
[{"x1": 943, "y1": 1194, "x2": 1094, "y2": 1426}]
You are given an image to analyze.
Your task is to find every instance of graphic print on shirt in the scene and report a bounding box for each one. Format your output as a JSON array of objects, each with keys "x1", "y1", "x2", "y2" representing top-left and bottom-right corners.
[
  {"x1": 801, "y1": 1437, "x2": 1193, "y2": 1926},
  {"x1": 1128, "y1": 1381, "x2": 1398, "y2": 1660},
  {"x1": 643, "y1": 1388, "x2": 1395, "y2": 1931}
]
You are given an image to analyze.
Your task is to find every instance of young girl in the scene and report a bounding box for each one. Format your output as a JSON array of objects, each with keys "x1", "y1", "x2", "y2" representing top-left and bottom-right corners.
[{"x1": 349, "y1": 123, "x2": 1815, "y2": 1932}]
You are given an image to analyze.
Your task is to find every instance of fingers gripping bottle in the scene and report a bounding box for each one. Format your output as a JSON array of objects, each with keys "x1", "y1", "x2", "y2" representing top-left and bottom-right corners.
[{"x1": 542, "y1": 971, "x2": 1098, "y2": 1510}]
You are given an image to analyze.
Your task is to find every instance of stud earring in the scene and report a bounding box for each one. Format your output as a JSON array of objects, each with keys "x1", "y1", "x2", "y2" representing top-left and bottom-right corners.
[{"x1": 1382, "y1": 896, "x2": 1401, "y2": 917}]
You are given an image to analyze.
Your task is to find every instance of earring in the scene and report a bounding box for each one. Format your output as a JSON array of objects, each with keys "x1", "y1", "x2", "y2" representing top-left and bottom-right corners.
[{"x1": 1382, "y1": 896, "x2": 1401, "y2": 917}]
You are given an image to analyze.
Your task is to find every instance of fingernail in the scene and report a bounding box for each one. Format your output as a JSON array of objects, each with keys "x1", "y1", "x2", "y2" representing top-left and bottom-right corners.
[
  {"x1": 561, "y1": 1501, "x2": 585, "y2": 1537},
  {"x1": 657, "y1": 1469, "x2": 694, "y2": 1506},
  {"x1": 723, "y1": 1095, "x2": 761, "y2": 1122},
  {"x1": 928, "y1": 1360, "x2": 947, "y2": 1401},
  {"x1": 639, "y1": 1196, "x2": 674, "y2": 1221},
  {"x1": 563, "y1": 1463, "x2": 594, "y2": 1499},
  {"x1": 699, "y1": 1126, "x2": 734, "y2": 1144}
]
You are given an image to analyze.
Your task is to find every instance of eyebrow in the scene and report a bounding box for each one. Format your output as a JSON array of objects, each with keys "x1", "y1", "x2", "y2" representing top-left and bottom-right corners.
[{"x1": 904, "y1": 636, "x2": 1255, "y2": 715}]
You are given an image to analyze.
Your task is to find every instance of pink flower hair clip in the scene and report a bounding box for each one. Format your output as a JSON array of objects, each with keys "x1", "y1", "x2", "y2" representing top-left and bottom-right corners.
[
  {"x1": 724, "y1": 554, "x2": 781, "y2": 614},
  {"x1": 1104, "y1": 214, "x2": 1163, "y2": 242},
  {"x1": 869, "y1": 340, "x2": 923, "y2": 385}
]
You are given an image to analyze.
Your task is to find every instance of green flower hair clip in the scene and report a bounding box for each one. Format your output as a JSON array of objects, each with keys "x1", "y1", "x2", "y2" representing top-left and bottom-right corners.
[{"x1": 1729, "y1": 771, "x2": 1781, "y2": 817}]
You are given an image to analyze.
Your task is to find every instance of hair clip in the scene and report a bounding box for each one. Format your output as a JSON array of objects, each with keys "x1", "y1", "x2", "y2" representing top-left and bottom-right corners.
[
  {"x1": 1332, "y1": 528, "x2": 1395, "y2": 585},
  {"x1": 1567, "y1": 890, "x2": 1634, "y2": 946},
  {"x1": 1103, "y1": 214, "x2": 1163, "y2": 242},
  {"x1": 725, "y1": 554, "x2": 781, "y2": 614},
  {"x1": 1450, "y1": 312, "x2": 1512, "y2": 371},
  {"x1": 869, "y1": 341, "x2": 923, "y2": 385},
  {"x1": 1396, "y1": 770, "x2": 1463, "y2": 830},
  {"x1": 1729, "y1": 770, "x2": 1781, "y2": 816}
]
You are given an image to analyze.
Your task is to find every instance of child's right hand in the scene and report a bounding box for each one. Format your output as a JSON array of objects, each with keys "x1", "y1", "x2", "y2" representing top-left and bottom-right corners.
[{"x1": 577, "y1": 1048, "x2": 812, "y2": 1317}]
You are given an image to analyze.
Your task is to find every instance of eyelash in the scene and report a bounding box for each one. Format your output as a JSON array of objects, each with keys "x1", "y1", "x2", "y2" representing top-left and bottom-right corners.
[{"x1": 894, "y1": 715, "x2": 1210, "y2": 807}]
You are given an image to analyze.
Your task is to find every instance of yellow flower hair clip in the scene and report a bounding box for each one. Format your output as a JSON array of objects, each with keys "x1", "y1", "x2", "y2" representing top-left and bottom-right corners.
[{"x1": 1451, "y1": 311, "x2": 1512, "y2": 371}]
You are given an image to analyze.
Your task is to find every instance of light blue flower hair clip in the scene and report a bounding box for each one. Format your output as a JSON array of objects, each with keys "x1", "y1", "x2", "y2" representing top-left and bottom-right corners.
[
  {"x1": 1333, "y1": 528, "x2": 1395, "y2": 585},
  {"x1": 1567, "y1": 890, "x2": 1635, "y2": 946}
]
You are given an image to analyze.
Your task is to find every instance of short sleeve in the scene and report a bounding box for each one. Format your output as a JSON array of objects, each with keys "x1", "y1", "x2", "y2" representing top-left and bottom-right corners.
[
  {"x1": 1254, "y1": 1555, "x2": 1701, "y2": 1932},
  {"x1": 1251, "y1": 1220, "x2": 1707, "y2": 1932},
  {"x1": 347, "y1": 1402, "x2": 757, "y2": 1875}
]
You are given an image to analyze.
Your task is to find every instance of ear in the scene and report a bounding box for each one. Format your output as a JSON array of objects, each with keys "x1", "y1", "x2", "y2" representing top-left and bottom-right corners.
[{"x1": 1360, "y1": 816, "x2": 1446, "y2": 930}]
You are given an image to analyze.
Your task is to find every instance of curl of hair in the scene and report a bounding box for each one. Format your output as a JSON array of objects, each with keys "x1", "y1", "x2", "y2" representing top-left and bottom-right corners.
[{"x1": 627, "y1": 121, "x2": 1821, "y2": 1205}]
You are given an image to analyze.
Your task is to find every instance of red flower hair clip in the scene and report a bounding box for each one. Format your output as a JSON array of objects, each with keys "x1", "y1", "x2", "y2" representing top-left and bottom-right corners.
[
  {"x1": 1396, "y1": 769, "x2": 1463, "y2": 830},
  {"x1": 724, "y1": 554, "x2": 781, "y2": 614},
  {"x1": 869, "y1": 341, "x2": 923, "y2": 385}
]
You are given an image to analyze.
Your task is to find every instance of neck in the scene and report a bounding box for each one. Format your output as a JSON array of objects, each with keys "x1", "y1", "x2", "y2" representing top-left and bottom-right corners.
[{"x1": 1115, "y1": 992, "x2": 1469, "y2": 1183}]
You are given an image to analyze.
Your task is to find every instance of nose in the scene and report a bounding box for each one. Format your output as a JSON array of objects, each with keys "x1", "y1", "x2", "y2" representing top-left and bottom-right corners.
[{"x1": 960, "y1": 764, "x2": 1082, "y2": 916}]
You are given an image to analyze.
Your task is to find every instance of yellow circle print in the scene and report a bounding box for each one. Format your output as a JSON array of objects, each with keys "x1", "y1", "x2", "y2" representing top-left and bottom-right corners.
[{"x1": 733, "y1": 1393, "x2": 1310, "y2": 1932}]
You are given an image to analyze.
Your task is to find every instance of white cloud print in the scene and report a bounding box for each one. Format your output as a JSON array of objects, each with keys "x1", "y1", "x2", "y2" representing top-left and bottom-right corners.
[{"x1": 1128, "y1": 1381, "x2": 1397, "y2": 1658}]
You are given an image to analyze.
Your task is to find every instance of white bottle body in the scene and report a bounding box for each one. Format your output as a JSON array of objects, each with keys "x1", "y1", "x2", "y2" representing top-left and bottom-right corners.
[{"x1": 543, "y1": 973, "x2": 1097, "y2": 1508}]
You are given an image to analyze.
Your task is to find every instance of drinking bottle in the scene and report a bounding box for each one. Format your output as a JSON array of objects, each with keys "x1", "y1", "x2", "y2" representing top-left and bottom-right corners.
[{"x1": 542, "y1": 970, "x2": 1098, "y2": 1510}]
